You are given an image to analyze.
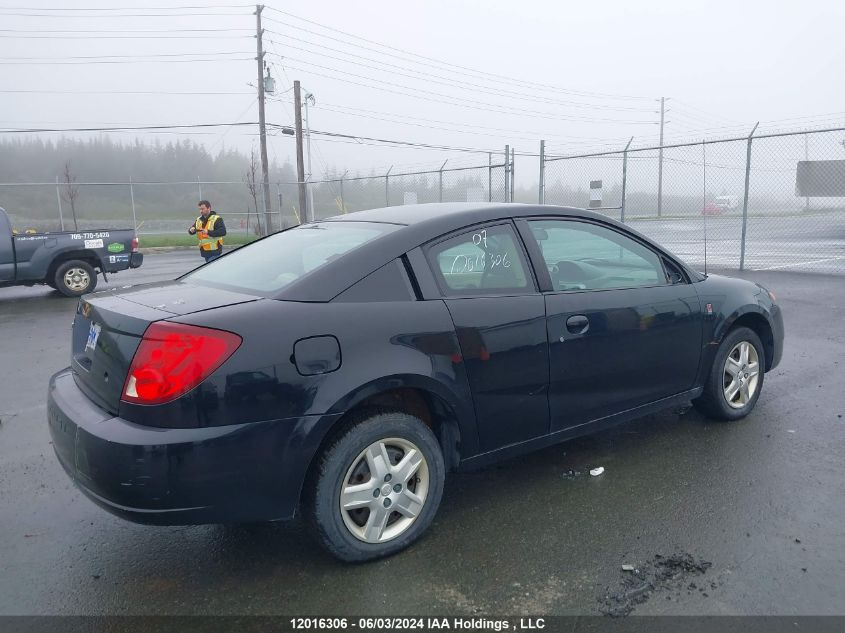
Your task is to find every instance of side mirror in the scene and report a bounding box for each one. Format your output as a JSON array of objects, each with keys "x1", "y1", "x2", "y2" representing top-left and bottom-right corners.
[{"x1": 531, "y1": 227, "x2": 548, "y2": 241}]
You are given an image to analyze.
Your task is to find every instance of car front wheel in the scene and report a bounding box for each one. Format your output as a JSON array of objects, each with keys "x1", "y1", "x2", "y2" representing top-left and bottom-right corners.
[
  {"x1": 305, "y1": 410, "x2": 445, "y2": 562},
  {"x1": 694, "y1": 326, "x2": 765, "y2": 420}
]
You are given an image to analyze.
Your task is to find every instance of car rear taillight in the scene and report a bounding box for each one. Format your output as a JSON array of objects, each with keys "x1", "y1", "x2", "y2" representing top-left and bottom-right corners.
[
  {"x1": 121, "y1": 322, "x2": 242, "y2": 405},
  {"x1": 131, "y1": 237, "x2": 139, "y2": 252}
]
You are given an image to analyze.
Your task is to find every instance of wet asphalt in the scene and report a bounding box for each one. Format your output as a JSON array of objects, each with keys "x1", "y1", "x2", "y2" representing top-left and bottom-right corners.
[{"x1": 0, "y1": 252, "x2": 843, "y2": 616}]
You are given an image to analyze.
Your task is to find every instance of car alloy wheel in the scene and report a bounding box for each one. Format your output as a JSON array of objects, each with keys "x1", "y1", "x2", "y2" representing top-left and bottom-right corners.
[
  {"x1": 693, "y1": 326, "x2": 766, "y2": 421},
  {"x1": 722, "y1": 340, "x2": 760, "y2": 409},
  {"x1": 339, "y1": 437, "x2": 430, "y2": 544},
  {"x1": 306, "y1": 411, "x2": 445, "y2": 561}
]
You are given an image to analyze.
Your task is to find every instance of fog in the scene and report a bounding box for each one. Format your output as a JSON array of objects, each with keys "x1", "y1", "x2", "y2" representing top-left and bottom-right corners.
[{"x1": 2, "y1": 0, "x2": 844, "y2": 187}]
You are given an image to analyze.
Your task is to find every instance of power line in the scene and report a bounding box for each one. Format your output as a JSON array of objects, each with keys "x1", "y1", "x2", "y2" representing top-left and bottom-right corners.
[
  {"x1": 0, "y1": 10, "x2": 249, "y2": 17},
  {"x1": 0, "y1": 33, "x2": 252, "y2": 39},
  {"x1": 1, "y1": 51, "x2": 251, "y2": 61},
  {"x1": 270, "y1": 124, "x2": 538, "y2": 157},
  {"x1": 263, "y1": 9, "x2": 651, "y2": 102},
  {"x1": 263, "y1": 32, "x2": 653, "y2": 114},
  {"x1": 316, "y1": 102, "x2": 627, "y2": 142},
  {"x1": 269, "y1": 54, "x2": 655, "y2": 125},
  {"x1": 0, "y1": 4, "x2": 253, "y2": 9},
  {"x1": 0, "y1": 27, "x2": 251, "y2": 33},
  {"x1": 670, "y1": 99, "x2": 742, "y2": 125},
  {"x1": 311, "y1": 102, "x2": 628, "y2": 146},
  {"x1": 0, "y1": 122, "x2": 258, "y2": 134},
  {"x1": 1, "y1": 89, "x2": 253, "y2": 95},
  {"x1": 0, "y1": 56, "x2": 252, "y2": 65}
]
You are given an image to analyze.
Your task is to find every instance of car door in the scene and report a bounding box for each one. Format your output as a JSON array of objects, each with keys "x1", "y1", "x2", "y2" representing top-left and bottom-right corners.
[
  {"x1": 520, "y1": 218, "x2": 703, "y2": 432},
  {"x1": 424, "y1": 221, "x2": 550, "y2": 452}
]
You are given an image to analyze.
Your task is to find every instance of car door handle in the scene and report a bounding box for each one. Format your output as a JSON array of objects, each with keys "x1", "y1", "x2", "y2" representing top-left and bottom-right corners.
[{"x1": 565, "y1": 315, "x2": 589, "y2": 335}]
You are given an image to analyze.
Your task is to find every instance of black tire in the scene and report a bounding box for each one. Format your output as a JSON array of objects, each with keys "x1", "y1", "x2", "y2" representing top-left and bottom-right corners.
[
  {"x1": 54, "y1": 260, "x2": 97, "y2": 297},
  {"x1": 305, "y1": 410, "x2": 445, "y2": 562},
  {"x1": 693, "y1": 326, "x2": 766, "y2": 421}
]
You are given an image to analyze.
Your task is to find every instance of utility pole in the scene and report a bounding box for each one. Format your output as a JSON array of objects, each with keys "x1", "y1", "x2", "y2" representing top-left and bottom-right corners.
[
  {"x1": 304, "y1": 89, "x2": 315, "y2": 219},
  {"x1": 293, "y1": 80, "x2": 308, "y2": 222},
  {"x1": 657, "y1": 96, "x2": 666, "y2": 217},
  {"x1": 255, "y1": 4, "x2": 272, "y2": 234}
]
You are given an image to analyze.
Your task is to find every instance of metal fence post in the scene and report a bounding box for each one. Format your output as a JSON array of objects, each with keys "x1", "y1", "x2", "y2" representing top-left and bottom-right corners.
[
  {"x1": 487, "y1": 153, "x2": 492, "y2": 202},
  {"x1": 510, "y1": 146, "x2": 515, "y2": 202},
  {"x1": 129, "y1": 175, "x2": 137, "y2": 236},
  {"x1": 438, "y1": 160, "x2": 447, "y2": 203},
  {"x1": 276, "y1": 183, "x2": 284, "y2": 229},
  {"x1": 340, "y1": 171, "x2": 347, "y2": 213},
  {"x1": 197, "y1": 176, "x2": 202, "y2": 201},
  {"x1": 504, "y1": 145, "x2": 509, "y2": 202},
  {"x1": 804, "y1": 134, "x2": 810, "y2": 212},
  {"x1": 260, "y1": 186, "x2": 268, "y2": 234},
  {"x1": 538, "y1": 140, "x2": 545, "y2": 204},
  {"x1": 739, "y1": 122, "x2": 759, "y2": 271},
  {"x1": 55, "y1": 175, "x2": 65, "y2": 231},
  {"x1": 385, "y1": 166, "x2": 392, "y2": 207},
  {"x1": 620, "y1": 137, "x2": 633, "y2": 224}
]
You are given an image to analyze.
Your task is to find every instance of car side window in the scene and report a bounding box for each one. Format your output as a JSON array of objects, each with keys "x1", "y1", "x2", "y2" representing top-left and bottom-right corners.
[
  {"x1": 427, "y1": 223, "x2": 532, "y2": 296},
  {"x1": 527, "y1": 219, "x2": 667, "y2": 291}
]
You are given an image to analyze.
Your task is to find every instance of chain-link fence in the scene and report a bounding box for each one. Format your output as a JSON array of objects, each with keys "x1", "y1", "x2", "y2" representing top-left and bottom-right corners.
[
  {"x1": 0, "y1": 161, "x2": 509, "y2": 238},
  {"x1": 305, "y1": 161, "x2": 509, "y2": 221},
  {"x1": 542, "y1": 127, "x2": 845, "y2": 273}
]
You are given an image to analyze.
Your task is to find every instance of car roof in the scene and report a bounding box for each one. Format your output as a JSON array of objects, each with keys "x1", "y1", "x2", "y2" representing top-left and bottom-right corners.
[
  {"x1": 323, "y1": 202, "x2": 599, "y2": 232},
  {"x1": 278, "y1": 203, "x2": 696, "y2": 302}
]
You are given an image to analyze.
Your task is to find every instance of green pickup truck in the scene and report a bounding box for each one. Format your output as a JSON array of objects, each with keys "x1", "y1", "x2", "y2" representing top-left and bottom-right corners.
[{"x1": 0, "y1": 207, "x2": 143, "y2": 297}]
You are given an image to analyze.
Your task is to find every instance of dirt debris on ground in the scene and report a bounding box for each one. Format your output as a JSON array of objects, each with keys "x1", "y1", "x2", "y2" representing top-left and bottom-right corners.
[{"x1": 599, "y1": 553, "x2": 715, "y2": 617}]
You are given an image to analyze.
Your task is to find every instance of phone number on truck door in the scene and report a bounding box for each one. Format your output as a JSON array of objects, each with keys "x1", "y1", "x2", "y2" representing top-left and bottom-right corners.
[{"x1": 71, "y1": 232, "x2": 110, "y2": 240}]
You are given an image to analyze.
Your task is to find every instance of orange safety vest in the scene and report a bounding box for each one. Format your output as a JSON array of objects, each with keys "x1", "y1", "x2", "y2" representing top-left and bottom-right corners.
[{"x1": 195, "y1": 214, "x2": 224, "y2": 251}]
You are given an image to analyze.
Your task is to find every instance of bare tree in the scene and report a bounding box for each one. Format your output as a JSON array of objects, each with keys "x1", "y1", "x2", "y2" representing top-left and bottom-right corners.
[
  {"x1": 243, "y1": 147, "x2": 264, "y2": 236},
  {"x1": 61, "y1": 161, "x2": 80, "y2": 231}
]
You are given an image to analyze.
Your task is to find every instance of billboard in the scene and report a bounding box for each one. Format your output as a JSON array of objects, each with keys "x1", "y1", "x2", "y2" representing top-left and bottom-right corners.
[{"x1": 796, "y1": 160, "x2": 845, "y2": 197}]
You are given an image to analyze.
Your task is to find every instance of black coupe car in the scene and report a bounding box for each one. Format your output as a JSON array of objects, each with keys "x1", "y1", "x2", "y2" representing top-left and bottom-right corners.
[{"x1": 48, "y1": 203, "x2": 783, "y2": 561}]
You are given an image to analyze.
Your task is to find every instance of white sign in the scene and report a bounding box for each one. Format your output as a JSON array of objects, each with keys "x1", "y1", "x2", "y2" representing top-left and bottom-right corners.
[
  {"x1": 589, "y1": 180, "x2": 602, "y2": 208},
  {"x1": 84, "y1": 239, "x2": 104, "y2": 249}
]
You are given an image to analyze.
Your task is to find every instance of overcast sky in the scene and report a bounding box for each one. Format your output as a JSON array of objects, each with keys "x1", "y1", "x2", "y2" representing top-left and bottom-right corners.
[{"x1": 2, "y1": 0, "x2": 844, "y2": 184}]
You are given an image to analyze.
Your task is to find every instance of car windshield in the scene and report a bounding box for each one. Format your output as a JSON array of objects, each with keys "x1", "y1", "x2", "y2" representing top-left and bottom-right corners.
[{"x1": 184, "y1": 221, "x2": 399, "y2": 295}]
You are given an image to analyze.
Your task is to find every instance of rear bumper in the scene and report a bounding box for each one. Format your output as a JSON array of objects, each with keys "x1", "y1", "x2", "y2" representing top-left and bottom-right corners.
[
  {"x1": 48, "y1": 368, "x2": 339, "y2": 525},
  {"x1": 102, "y1": 252, "x2": 143, "y2": 273}
]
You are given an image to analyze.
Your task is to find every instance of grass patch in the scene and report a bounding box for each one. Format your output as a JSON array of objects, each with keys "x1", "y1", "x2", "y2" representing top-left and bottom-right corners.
[{"x1": 137, "y1": 233, "x2": 259, "y2": 248}]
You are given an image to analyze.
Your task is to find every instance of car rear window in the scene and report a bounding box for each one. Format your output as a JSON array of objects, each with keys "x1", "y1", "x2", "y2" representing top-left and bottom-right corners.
[{"x1": 183, "y1": 221, "x2": 399, "y2": 295}]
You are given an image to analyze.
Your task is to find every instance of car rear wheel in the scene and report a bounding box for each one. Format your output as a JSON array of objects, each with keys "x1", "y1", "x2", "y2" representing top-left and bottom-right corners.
[
  {"x1": 305, "y1": 410, "x2": 445, "y2": 562},
  {"x1": 693, "y1": 326, "x2": 765, "y2": 420},
  {"x1": 55, "y1": 260, "x2": 97, "y2": 297}
]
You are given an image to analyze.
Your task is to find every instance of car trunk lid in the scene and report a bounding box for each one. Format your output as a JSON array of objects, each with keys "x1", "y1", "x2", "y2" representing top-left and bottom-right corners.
[{"x1": 71, "y1": 282, "x2": 258, "y2": 413}]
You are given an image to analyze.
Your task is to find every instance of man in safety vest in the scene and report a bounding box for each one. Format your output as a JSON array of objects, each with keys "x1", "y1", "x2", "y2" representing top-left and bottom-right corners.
[{"x1": 188, "y1": 200, "x2": 227, "y2": 263}]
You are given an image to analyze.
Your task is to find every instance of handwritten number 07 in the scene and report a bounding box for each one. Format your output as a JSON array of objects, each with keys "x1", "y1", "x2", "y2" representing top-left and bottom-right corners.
[{"x1": 472, "y1": 229, "x2": 487, "y2": 248}]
